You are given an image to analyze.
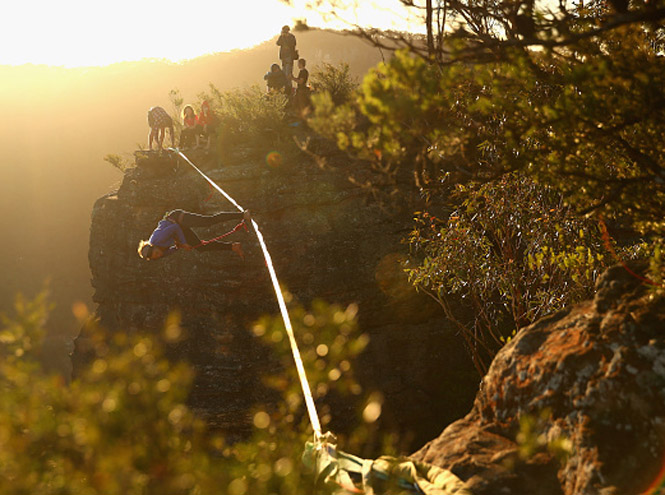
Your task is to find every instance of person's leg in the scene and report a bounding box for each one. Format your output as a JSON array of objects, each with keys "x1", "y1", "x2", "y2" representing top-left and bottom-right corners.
[
  {"x1": 177, "y1": 211, "x2": 244, "y2": 229},
  {"x1": 196, "y1": 241, "x2": 233, "y2": 251},
  {"x1": 181, "y1": 128, "x2": 195, "y2": 148},
  {"x1": 168, "y1": 126, "x2": 175, "y2": 147},
  {"x1": 195, "y1": 124, "x2": 202, "y2": 147},
  {"x1": 149, "y1": 128, "x2": 158, "y2": 150},
  {"x1": 181, "y1": 225, "x2": 201, "y2": 246},
  {"x1": 157, "y1": 127, "x2": 165, "y2": 149}
]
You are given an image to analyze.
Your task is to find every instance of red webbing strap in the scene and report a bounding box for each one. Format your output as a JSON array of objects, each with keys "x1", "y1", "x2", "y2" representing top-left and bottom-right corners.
[
  {"x1": 203, "y1": 181, "x2": 215, "y2": 203},
  {"x1": 191, "y1": 220, "x2": 248, "y2": 249}
]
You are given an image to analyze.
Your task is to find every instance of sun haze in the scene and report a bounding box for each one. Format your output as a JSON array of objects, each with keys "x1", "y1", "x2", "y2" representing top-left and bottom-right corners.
[
  {"x1": 3, "y1": 0, "x2": 419, "y2": 67},
  {"x1": 2, "y1": 0, "x2": 299, "y2": 67}
]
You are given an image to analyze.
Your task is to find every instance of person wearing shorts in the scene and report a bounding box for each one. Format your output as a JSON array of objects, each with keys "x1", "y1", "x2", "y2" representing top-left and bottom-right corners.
[{"x1": 147, "y1": 106, "x2": 175, "y2": 150}]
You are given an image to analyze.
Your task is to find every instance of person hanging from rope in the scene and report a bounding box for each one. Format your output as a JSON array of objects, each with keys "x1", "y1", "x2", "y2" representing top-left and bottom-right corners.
[{"x1": 137, "y1": 209, "x2": 250, "y2": 261}]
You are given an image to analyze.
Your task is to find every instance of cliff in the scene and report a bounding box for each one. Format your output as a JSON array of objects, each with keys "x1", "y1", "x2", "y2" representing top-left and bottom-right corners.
[
  {"x1": 412, "y1": 263, "x2": 665, "y2": 494},
  {"x1": 73, "y1": 146, "x2": 478, "y2": 447}
]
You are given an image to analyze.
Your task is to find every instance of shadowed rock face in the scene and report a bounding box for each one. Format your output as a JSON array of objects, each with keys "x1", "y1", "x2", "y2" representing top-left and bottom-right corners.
[
  {"x1": 413, "y1": 263, "x2": 665, "y2": 495},
  {"x1": 73, "y1": 149, "x2": 478, "y2": 448}
]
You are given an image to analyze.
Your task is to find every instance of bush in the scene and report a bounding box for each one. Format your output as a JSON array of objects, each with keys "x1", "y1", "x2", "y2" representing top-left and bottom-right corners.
[
  {"x1": 199, "y1": 85, "x2": 289, "y2": 155},
  {"x1": 0, "y1": 292, "x2": 381, "y2": 494},
  {"x1": 310, "y1": 62, "x2": 358, "y2": 106},
  {"x1": 406, "y1": 175, "x2": 619, "y2": 375}
]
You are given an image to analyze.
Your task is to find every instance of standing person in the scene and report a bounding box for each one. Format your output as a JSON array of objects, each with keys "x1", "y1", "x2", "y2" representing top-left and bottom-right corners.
[
  {"x1": 276, "y1": 25, "x2": 297, "y2": 93},
  {"x1": 147, "y1": 106, "x2": 175, "y2": 151},
  {"x1": 179, "y1": 105, "x2": 200, "y2": 149},
  {"x1": 197, "y1": 100, "x2": 218, "y2": 150},
  {"x1": 292, "y1": 58, "x2": 311, "y2": 115},
  {"x1": 137, "y1": 209, "x2": 251, "y2": 261}
]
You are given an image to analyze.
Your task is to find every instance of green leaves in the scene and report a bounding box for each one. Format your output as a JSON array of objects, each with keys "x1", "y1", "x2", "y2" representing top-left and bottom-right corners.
[
  {"x1": 407, "y1": 175, "x2": 614, "y2": 374},
  {"x1": 0, "y1": 293, "x2": 374, "y2": 494}
]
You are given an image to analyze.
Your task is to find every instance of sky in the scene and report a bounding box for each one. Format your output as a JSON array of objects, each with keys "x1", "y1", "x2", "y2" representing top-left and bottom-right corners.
[{"x1": 3, "y1": 0, "x2": 420, "y2": 67}]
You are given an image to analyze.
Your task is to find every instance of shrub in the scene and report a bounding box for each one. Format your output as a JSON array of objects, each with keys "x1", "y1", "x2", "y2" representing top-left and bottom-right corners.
[
  {"x1": 407, "y1": 175, "x2": 618, "y2": 375},
  {"x1": 310, "y1": 62, "x2": 358, "y2": 106},
  {"x1": 0, "y1": 292, "x2": 377, "y2": 494},
  {"x1": 199, "y1": 85, "x2": 289, "y2": 155}
]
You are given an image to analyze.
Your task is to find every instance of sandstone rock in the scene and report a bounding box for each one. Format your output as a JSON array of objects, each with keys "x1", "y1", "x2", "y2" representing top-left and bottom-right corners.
[
  {"x1": 73, "y1": 148, "x2": 478, "y2": 448},
  {"x1": 413, "y1": 262, "x2": 665, "y2": 494}
]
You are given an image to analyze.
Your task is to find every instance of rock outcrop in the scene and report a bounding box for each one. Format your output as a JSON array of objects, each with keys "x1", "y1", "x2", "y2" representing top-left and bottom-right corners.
[
  {"x1": 413, "y1": 263, "x2": 665, "y2": 494},
  {"x1": 73, "y1": 147, "x2": 478, "y2": 447}
]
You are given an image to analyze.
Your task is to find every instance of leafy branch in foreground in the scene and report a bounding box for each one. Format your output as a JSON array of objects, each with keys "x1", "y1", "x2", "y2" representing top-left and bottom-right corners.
[{"x1": 0, "y1": 292, "x2": 380, "y2": 494}]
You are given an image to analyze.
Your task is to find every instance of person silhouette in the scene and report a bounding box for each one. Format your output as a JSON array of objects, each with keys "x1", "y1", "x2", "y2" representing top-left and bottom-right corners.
[{"x1": 276, "y1": 25, "x2": 297, "y2": 92}]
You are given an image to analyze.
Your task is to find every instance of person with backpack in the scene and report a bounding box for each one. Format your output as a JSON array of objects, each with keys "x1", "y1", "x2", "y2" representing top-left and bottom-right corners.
[{"x1": 137, "y1": 209, "x2": 250, "y2": 261}]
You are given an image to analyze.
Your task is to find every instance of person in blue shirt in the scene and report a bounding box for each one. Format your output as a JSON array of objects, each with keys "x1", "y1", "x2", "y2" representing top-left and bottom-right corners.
[{"x1": 138, "y1": 209, "x2": 250, "y2": 261}]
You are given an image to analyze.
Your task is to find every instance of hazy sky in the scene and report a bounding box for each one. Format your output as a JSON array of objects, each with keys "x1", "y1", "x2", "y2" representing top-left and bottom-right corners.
[{"x1": 4, "y1": 0, "x2": 418, "y2": 67}]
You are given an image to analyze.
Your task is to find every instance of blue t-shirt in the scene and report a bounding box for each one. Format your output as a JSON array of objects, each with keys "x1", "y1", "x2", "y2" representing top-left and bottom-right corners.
[{"x1": 148, "y1": 220, "x2": 187, "y2": 256}]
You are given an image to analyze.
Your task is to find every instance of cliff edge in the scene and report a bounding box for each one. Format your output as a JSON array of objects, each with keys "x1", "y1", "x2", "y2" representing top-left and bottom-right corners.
[{"x1": 73, "y1": 148, "x2": 478, "y2": 447}]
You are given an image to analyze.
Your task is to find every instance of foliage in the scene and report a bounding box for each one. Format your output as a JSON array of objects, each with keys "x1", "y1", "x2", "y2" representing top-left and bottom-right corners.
[
  {"x1": 311, "y1": 23, "x2": 665, "y2": 232},
  {"x1": 169, "y1": 88, "x2": 185, "y2": 135},
  {"x1": 251, "y1": 297, "x2": 381, "y2": 454},
  {"x1": 199, "y1": 84, "x2": 289, "y2": 154},
  {"x1": 407, "y1": 175, "x2": 615, "y2": 375},
  {"x1": 103, "y1": 154, "x2": 131, "y2": 172},
  {"x1": 293, "y1": 19, "x2": 310, "y2": 31},
  {"x1": 307, "y1": 0, "x2": 665, "y2": 65},
  {"x1": 0, "y1": 291, "x2": 382, "y2": 494},
  {"x1": 514, "y1": 409, "x2": 572, "y2": 465},
  {"x1": 310, "y1": 62, "x2": 359, "y2": 106},
  {"x1": 306, "y1": 1, "x2": 665, "y2": 378}
]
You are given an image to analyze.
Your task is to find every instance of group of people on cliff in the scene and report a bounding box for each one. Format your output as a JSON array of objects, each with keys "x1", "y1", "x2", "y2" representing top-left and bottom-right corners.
[
  {"x1": 147, "y1": 100, "x2": 217, "y2": 152},
  {"x1": 140, "y1": 25, "x2": 315, "y2": 261},
  {"x1": 264, "y1": 25, "x2": 311, "y2": 113},
  {"x1": 146, "y1": 25, "x2": 311, "y2": 153}
]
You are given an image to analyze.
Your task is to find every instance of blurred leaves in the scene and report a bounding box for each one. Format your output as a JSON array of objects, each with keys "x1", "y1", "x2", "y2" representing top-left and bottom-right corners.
[{"x1": 0, "y1": 292, "x2": 378, "y2": 494}]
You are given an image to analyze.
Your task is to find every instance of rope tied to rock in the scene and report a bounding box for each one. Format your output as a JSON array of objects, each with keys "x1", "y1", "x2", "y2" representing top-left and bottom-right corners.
[{"x1": 173, "y1": 148, "x2": 323, "y2": 439}]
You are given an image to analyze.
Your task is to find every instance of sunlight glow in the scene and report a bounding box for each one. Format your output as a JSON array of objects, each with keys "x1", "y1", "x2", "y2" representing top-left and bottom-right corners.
[{"x1": 2, "y1": 0, "x2": 418, "y2": 67}]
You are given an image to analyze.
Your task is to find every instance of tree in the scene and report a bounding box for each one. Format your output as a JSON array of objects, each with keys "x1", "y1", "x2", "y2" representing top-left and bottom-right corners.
[
  {"x1": 407, "y1": 175, "x2": 613, "y2": 375},
  {"x1": 0, "y1": 292, "x2": 378, "y2": 494},
  {"x1": 305, "y1": 0, "x2": 665, "y2": 374},
  {"x1": 310, "y1": 9, "x2": 665, "y2": 233}
]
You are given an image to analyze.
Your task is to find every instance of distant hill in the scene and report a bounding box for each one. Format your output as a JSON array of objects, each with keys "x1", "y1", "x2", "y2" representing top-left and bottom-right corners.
[{"x1": 0, "y1": 28, "x2": 385, "y2": 341}]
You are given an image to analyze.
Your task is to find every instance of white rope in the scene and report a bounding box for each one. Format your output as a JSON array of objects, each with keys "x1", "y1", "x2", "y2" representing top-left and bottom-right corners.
[{"x1": 173, "y1": 149, "x2": 322, "y2": 437}]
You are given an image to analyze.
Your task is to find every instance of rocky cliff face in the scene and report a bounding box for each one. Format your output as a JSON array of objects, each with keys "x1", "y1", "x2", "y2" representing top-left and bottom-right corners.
[
  {"x1": 73, "y1": 147, "x2": 478, "y2": 447},
  {"x1": 413, "y1": 263, "x2": 665, "y2": 494}
]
